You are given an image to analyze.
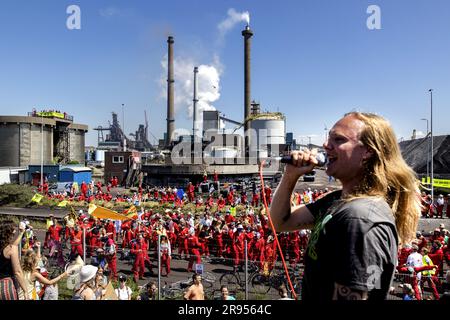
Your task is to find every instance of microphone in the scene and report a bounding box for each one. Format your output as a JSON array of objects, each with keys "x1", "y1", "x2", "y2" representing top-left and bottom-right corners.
[{"x1": 280, "y1": 152, "x2": 327, "y2": 167}]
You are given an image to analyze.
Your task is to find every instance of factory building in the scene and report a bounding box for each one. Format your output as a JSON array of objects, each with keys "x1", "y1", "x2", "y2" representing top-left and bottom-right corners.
[{"x1": 0, "y1": 111, "x2": 88, "y2": 167}]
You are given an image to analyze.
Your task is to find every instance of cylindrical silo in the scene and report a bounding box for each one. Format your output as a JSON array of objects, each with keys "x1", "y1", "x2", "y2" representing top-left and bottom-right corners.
[{"x1": 250, "y1": 114, "x2": 286, "y2": 159}]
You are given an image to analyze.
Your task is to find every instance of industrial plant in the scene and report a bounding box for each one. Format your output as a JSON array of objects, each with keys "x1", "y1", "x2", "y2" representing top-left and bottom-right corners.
[{"x1": 0, "y1": 24, "x2": 294, "y2": 188}]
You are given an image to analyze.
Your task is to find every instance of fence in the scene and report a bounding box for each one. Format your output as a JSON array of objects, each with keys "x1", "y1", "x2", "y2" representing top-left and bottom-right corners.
[{"x1": 36, "y1": 228, "x2": 449, "y2": 300}]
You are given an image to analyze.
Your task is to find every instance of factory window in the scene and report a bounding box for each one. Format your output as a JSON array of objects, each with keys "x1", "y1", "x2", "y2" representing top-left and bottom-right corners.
[{"x1": 112, "y1": 156, "x2": 124, "y2": 163}]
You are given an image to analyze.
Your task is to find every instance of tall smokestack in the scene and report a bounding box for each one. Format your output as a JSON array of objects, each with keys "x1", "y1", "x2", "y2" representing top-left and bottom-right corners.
[
  {"x1": 242, "y1": 25, "x2": 253, "y2": 160},
  {"x1": 193, "y1": 66, "x2": 199, "y2": 140},
  {"x1": 166, "y1": 36, "x2": 175, "y2": 146}
]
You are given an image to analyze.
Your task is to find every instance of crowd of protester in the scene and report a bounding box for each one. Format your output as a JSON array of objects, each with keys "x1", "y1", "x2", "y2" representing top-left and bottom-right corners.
[{"x1": 1, "y1": 173, "x2": 449, "y2": 300}]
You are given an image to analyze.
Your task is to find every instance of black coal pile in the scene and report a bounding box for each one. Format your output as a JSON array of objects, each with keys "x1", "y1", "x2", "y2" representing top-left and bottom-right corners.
[{"x1": 400, "y1": 135, "x2": 450, "y2": 177}]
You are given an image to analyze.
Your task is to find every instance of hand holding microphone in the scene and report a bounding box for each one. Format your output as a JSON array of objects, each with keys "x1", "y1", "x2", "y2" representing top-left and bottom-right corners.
[{"x1": 282, "y1": 148, "x2": 325, "y2": 180}]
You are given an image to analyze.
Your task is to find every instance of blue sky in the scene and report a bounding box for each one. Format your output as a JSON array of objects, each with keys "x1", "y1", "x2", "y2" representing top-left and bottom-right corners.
[{"x1": 1, "y1": 0, "x2": 449, "y2": 147}]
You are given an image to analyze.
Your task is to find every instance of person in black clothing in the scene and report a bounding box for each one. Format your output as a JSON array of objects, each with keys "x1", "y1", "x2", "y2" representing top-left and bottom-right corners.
[
  {"x1": 271, "y1": 112, "x2": 420, "y2": 300},
  {"x1": 0, "y1": 220, "x2": 29, "y2": 300}
]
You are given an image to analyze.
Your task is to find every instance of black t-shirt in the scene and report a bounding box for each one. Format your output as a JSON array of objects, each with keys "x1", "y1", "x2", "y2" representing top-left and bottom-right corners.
[{"x1": 302, "y1": 190, "x2": 398, "y2": 300}]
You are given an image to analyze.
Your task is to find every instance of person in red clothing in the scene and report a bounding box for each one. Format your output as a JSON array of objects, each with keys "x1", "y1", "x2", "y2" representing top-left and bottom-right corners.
[
  {"x1": 397, "y1": 244, "x2": 413, "y2": 270},
  {"x1": 415, "y1": 231, "x2": 428, "y2": 252},
  {"x1": 187, "y1": 182, "x2": 195, "y2": 203},
  {"x1": 104, "y1": 236, "x2": 118, "y2": 280},
  {"x1": 224, "y1": 210, "x2": 235, "y2": 224},
  {"x1": 178, "y1": 223, "x2": 190, "y2": 259},
  {"x1": 288, "y1": 231, "x2": 301, "y2": 269},
  {"x1": 252, "y1": 232, "x2": 265, "y2": 270},
  {"x1": 96, "y1": 181, "x2": 102, "y2": 192},
  {"x1": 217, "y1": 196, "x2": 226, "y2": 211},
  {"x1": 264, "y1": 185, "x2": 272, "y2": 205},
  {"x1": 203, "y1": 171, "x2": 208, "y2": 183},
  {"x1": 69, "y1": 225, "x2": 83, "y2": 260},
  {"x1": 121, "y1": 221, "x2": 134, "y2": 249},
  {"x1": 186, "y1": 230, "x2": 202, "y2": 272},
  {"x1": 43, "y1": 181, "x2": 49, "y2": 195},
  {"x1": 245, "y1": 227, "x2": 254, "y2": 260},
  {"x1": 252, "y1": 191, "x2": 260, "y2": 207},
  {"x1": 48, "y1": 218, "x2": 64, "y2": 266},
  {"x1": 160, "y1": 235, "x2": 172, "y2": 276},
  {"x1": 429, "y1": 240, "x2": 444, "y2": 278},
  {"x1": 420, "y1": 192, "x2": 430, "y2": 218},
  {"x1": 264, "y1": 235, "x2": 277, "y2": 272},
  {"x1": 232, "y1": 225, "x2": 246, "y2": 270},
  {"x1": 81, "y1": 181, "x2": 88, "y2": 198},
  {"x1": 226, "y1": 190, "x2": 234, "y2": 205},
  {"x1": 131, "y1": 233, "x2": 150, "y2": 282}
]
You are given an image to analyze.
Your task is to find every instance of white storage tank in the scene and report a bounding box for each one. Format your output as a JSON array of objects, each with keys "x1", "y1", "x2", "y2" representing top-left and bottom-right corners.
[
  {"x1": 212, "y1": 147, "x2": 238, "y2": 159},
  {"x1": 95, "y1": 150, "x2": 105, "y2": 162},
  {"x1": 250, "y1": 113, "x2": 286, "y2": 158}
]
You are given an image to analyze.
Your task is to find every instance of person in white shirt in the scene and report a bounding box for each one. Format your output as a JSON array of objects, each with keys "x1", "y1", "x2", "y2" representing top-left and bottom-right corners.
[
  {"x1": 115, "y1": 275, "x2": 133, "y2": 300},
  {"x1": 406, "y1": 244, "x2": 423, "y2": 281}
]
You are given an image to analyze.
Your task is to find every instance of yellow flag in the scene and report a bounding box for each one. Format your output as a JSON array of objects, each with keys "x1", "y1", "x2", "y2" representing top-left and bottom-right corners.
[
  {"x1": 230, "y1": 207, "x2": 237, "y2": 217},
  {"x1": 31, "y1": 193, "x2": 43, "y2": 203},
  {"x1": 58, "y1": 200, "x2": 68, "y2": 207},
  {"x1": 125, "y1": 205, "x2": 138, "y2": 220},
  {"x1": 89, "y1": 204, "x2": 129, "y2": 221}
]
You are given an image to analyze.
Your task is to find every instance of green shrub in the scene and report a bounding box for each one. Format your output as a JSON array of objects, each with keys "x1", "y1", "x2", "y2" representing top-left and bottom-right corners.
[{"x1": 0, "y1": 184, "x2": 35, "y2": 207}]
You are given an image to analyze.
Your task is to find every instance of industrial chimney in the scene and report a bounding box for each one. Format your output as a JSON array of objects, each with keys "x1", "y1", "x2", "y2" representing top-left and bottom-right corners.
[
  {"x1": 166, "y1": 36, "x2": 175, "y2": 146},
  {"x1": 242, "y1": 25, "x2": 253, "y2": 160},
  {"x1": 193, "y1": 66, "x2": 199, "y2": 140}
]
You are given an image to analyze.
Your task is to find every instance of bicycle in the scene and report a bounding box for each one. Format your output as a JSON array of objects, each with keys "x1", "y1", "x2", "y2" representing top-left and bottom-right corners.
[
  {"x1": 250, "y1": 267, "x2": 302, "y2": 298},
  {"x1": 219, "y1": 263, "x2": 259, "y2": 295}
]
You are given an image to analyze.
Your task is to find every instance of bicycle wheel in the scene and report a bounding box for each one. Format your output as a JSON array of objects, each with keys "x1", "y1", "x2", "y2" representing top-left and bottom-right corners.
[
  {"x1": 202, "y1": 271, "x2": 217, "y2": 283},
  {"x1": 250, "y1": 273, "x2": 271, "y2": 295},
  {"x1": 219, "y1": 273, "x2": 241, "y2": 293}
]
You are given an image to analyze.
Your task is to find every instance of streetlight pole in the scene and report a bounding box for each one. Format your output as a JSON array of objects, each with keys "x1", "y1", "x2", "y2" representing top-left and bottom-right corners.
[
  {"x1": 122, "y1": 104, "x2": 125, "y2": 151},
  {"x1": 308, "y1": 136, "x2": 312, "y2": 149},
  {"x1": 41, "y1": 114, "x2": 44, "y2": 188},
  {"x1": 429, "y1": 89, "x2": 434, "y2": 202},
  {"x1": 420, "y1": 118, "x2": 429, "y2": 183}
]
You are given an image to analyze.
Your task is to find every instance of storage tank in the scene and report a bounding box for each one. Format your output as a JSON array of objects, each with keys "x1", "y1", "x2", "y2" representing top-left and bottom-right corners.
[
  {"x1": 212, "y1": 147, "x2": 238, "y2": 159},
  {"x1": 95, "y1": 150, "x2": 105, "y2": 162},
  {"x1": 250, "y1": 113, "x2": 286, "y2": 159}
]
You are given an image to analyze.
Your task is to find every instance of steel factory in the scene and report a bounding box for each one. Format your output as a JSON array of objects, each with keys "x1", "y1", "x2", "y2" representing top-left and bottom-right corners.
[{"x1": 0, "y1": 25, "x2": 297, "y2": 187}]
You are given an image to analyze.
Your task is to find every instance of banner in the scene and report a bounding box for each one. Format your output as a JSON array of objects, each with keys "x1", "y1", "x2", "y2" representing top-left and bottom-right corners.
[
  {"x1": 31, "y1": 193, "x2": 43, "y2": 203},
  {"x1": 124, "y1": 205, "x2": 138, "y2": 220},
  {"x1": 421, "y1": 177, "x2": 450, "y2": 188},
  {"x1": 57, "y1": 200, "x2": 68, "y2": 207},
  {"x1": 88, "y1": 204, "x2": 129, "y2": 221}
]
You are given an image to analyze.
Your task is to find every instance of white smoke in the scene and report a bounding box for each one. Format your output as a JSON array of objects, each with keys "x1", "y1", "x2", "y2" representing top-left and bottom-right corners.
[
  {"x1": 217, "y1": 8, "x2": 250, "y2": 43},
  {"x1": 159, "y1": 55, "x2": 224, "y2": 134}
]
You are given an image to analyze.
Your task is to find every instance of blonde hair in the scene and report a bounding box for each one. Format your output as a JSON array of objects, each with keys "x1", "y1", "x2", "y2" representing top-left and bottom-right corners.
[
  {"x1": 344, "y1": 112, "x2": 421, "y2": 245},
  {"x1": 22, "y1": 250, "x2": 37, "y2": 273}
]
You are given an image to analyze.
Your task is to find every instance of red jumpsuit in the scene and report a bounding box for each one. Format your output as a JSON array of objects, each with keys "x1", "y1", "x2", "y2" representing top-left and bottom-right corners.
[
  {"x1": 252, "y1": 237, "x2": 265, "y2": 269},
  {"x1": 69, "y1": 229, "x2": 83, "y2": 258},
  {"x1": 81, "y1": 182, "x2": 88, "y2": 198},
  {"x1": 252, "y1": 193, "x2": 259, "y2": 207},
  {"x1": 105, "y1": 238, "x2": 118, "y2": 280},
  {"x1": 160, "y1": 242, "x2": 171, "y2": 275},
  {"x1": 188, "y1": 184, "x2": 195, "y2": 202},
  {"x1": 288, "y1": 231, "x2": 301, "y2": 268},
  {"x1": 187, "y1": 234, "x2": 202, "y2": 272},
  {"x1": 264, "y1": 241, "x2": 277, "y2": 272},
  {"x1": 264, "y1": 187, "x2": 272, "y2": 205},
  {"x1": 131, "y1": 238, "x2": 150, "y2": 282},
  {"x1": 217, "y1": 198, "x2": 225, "y2": 210},
  {"x1": 178, "y1": 227, "x2": 190, "y2": 257},
  {"x1": 232, "y1": 231, "x2": 245, "y2": 268}
]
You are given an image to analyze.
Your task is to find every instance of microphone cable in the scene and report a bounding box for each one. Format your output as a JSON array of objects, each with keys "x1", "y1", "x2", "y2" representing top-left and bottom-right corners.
[{"x1": 259, "y1": 160, "x2": 298, "y2": 300}]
